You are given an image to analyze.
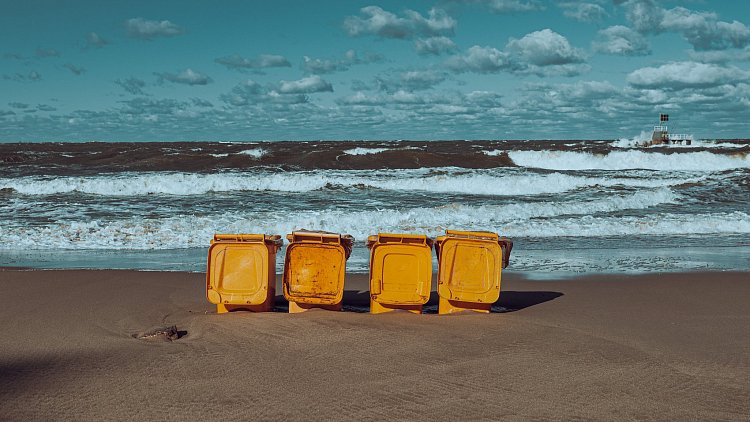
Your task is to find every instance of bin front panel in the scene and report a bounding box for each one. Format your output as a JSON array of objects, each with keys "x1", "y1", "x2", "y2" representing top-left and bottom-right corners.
[
  {"x1": 438, "y1": 239, "x2": 501, "y2": 303},
  {"x1": 284, "y1": 243, "x2": 345, "y2": 304},
  {"x1": 208, "y1": 243, "x2": 269, "y2": 305},
  {"x1": 371, "y1": 244, "x2": 431, "y2": 305}
]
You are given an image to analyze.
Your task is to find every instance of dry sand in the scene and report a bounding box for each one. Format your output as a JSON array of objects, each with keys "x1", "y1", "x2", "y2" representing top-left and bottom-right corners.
[{"x1": 0, "y1": 269, "x2": 748, "y2": 421}]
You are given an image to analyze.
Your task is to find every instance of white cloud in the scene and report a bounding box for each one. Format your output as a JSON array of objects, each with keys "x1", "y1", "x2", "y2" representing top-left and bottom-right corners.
[
  {"x1": 86, "y1": 32, "x2": 108, "y2": 48},
  {"x1": 221, "y1": 80, "x2": 309, "y2": 107},
  {"x1": 336, "y1": 87, "x2": 505, "y2": 118},
  {"x1": 115, "y1": 77, "x2": 147, "y2": 95},
  {"x1": 689, "y1": 47, "x2": 750, "y2": 63},
  {"x1": 35, "y1": 48, "x2": 60, "y2": 58},
  {"x1": 215, "y1": 54, "x2": 291, "y2": 71},
  {"x1": 661, "y1": 7, "x2": 750, "y2": 51},
  {"x1": 478, "y1": 0, "x2": 544, "y2": 13},
  {"x1": 375, "y1": 69, "x2": 448, "y2": 92},
  {"x1": 446, "y1": 46, "x2": 513, "y2": 73},
  {"x1": 344, "y1": 6, "x2": 455, "y2": 39},
  {"x1": 593, "y1": 25, "x2": 650, "y2": 56},
  {"x1": 64, "y1": 63, "x2": 86, "y2": 76},
  {"x1": 336, "y1": 91, "x2": 383, "y2": 106},
  {"x1": 156, "y1": 69, "x2": 212, "y2": 85},
  {"x1": 465, "y1": 91, "x2": 503, "y2": 107},
  {"x1": 191, "y1": 98, "x2": 213, "y2": 108},
  {"x1": 627, "y1": 61, "x2": 750, "y2": 90},
  {"x1": 415, "y1": 36, "x2": 457, "y2": 55},
  {"x1": 302, "y1": 56, "x2": 342, "y2": 74},
  {"x1": 3, "y1": 71, "x2": 42, "y2": 82},
  {"x1": 558, "y1": 2, "x2": 608, "y2": 22},
  {"x1": 392, "y1": 90, "x2": 426, "y2": 104},
  {"x1": 506, "y1": 29, "x2": 586, "y2": 66},
  {"x1": 620, "y1": 0, "x2": 663, "y2": 34},
  {"x1": 278, "y1": 75, "x2": 333, "y2": 94},
  {"x1": 619, "y1": 1, "x2": 750, "y2": 50},
  {"x1": 301, "y1": 50, "x2": 382, "y2": 74},
  {"x1": 405, "y1": 8, "x2": 456, "y2": 35},
  {"x1": 399, "y1": 70, "x2": 447, "y2": 90},
  {"x1": 125, "y1": 18, "x2": 183, "y2": 40},
  {"x1": 446, "y1": 32, "x2": 588, "y2": 77}
]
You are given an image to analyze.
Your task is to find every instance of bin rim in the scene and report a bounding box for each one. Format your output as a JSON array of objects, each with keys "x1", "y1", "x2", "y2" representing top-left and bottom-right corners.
[
  {"x1": 435, "y1": 231, "x2": 513, "y2": 269},
  {"x1": 286, "y1": 230, "x2": 355, "y2": 243},
  {"x1": 212, "y1": 233, "x2": 283, "y2": 246},
  {"x1": 366, "y1": 232, "x2": 434, "y2": 249}
]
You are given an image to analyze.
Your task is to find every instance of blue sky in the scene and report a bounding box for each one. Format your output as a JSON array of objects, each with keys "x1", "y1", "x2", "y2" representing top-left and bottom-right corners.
[{"x1": 1, "y1": 0, "x2": 749, "y2": 141}]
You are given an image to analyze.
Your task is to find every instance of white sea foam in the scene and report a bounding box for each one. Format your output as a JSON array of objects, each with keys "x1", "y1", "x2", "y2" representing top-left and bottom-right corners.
[
  {"x1": 613, "y1": 136, "x2": 747, "y2": 150},
  {"x1": 613, "y1": 131, "x2": 653, "y2": 148},
  {"x1": 0, "y1": 189, "x2": 700, "y2": 250},
  {"x1": 509, "y1": 150, "x2": 750, "y2": 171},
  {"x1": 511, "y1": 212, "x2": 750, "y2": 238},
  {"x1": 0, "y1": 170, "x2": 703, "y2": 197},
  {"x1": 343, "y1": 147, "x2": 390, "y2": 155},
  {"x1": 678, "y1": 140, "x2": 748, "y2": 149},
  {"x1": 238, "y1": 148, "x2": 266, "y2": 158}
]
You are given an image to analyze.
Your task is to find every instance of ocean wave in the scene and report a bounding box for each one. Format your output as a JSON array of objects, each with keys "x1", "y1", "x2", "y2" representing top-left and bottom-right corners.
[
  {"x1": 343, "y1": 147, "x2": 391, "y2": 155},
  {"x1": 0, "y1": 169, "x2": 706, "y2": 197},
  {"x1": 238, "y1": 148, "x2": 266, "y2": 158},
  {"x1": 509, "y1": 150, "x2": 750, "y2": 171},
  {"x1": 0, "y1": 189, "x2": 688, "y2": 249},
  {"x1": 613, "y1": 136, "x2": 748, "y2": 150}
]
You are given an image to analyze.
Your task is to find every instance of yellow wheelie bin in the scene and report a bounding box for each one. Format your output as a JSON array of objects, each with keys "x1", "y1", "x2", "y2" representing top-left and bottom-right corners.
[
  {"x1": 283, "y1": 231, "x2": 354, "y2": 313},
  {"x1": 435, "y1": 230, "x2": 513, "y2": 314},
  {"x1": 206, "y1": 234, "x2": 283, "y2": 313},
  {"x1": 367, "y1": 233, "x2": 433, "y2": 314}
]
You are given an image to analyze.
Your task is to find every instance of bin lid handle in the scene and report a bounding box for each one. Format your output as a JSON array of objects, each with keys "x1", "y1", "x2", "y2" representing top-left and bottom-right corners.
[
  {"x1": 288, "y1": 230, "x2": 344, "y2": 244},
  {"x1": 445, "y1": 230, "x2": 499, "y2": 241},
  {"x1": 213, "y1": 233, "x2": 265, "y2": 243}
]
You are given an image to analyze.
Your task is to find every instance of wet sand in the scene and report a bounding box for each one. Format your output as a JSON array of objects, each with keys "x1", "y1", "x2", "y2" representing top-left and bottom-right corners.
[{"x1": 0, "y1": 269, "x2": 748, "y2": 420}]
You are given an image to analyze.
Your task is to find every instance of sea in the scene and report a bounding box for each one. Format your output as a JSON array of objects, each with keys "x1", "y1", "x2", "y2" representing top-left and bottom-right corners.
[{"x1": 1, "y1": 139, "x2": 749, "y2": 278}]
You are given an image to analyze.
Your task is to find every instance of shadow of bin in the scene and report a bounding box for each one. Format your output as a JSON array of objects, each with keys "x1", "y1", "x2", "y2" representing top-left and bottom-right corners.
[
  {"x1": 367, "y1": 233, "x2": 433, "y2": 314},
  {"x1": 206, "y1": 234, "x2": 283, "y2": 313},
  {"x1": 435, "y1": 230, "x2": 513, "y2": 315},
  {"x1": 283, "y1": 231, "x2": 354, "y2": 313}
]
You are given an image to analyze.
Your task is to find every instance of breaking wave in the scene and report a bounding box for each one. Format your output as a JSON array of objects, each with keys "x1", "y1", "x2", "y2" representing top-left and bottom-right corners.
[
  {"x1": 0, "y1": 189, "x2": 694, "y2": 250},
  {"x1": 0, "y1": 170, "x2": 704, "y2": 197},
  {"x1": 343, "y1": 147, "x2": 391, "y2": 155},
  {"x1": 508, "y1": 150, "x2": 750, "y2": 171},
  {"x1": 238, "y1": 148, "x2": 266, "y2": 158}
]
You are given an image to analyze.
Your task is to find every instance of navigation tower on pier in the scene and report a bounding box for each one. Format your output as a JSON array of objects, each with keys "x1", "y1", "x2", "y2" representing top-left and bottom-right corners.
[{"x1": 650, "y1": 113, "x2": 692, "y2": 145}]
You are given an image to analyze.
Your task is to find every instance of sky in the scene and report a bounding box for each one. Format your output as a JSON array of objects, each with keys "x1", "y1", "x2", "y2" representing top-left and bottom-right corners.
[{"x1": 1, "y1": 0, "x2": 750, "y2": 141}]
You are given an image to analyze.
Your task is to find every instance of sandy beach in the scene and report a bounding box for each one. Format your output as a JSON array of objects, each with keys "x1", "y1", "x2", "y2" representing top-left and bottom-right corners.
[{"x1": 0, "y1": 268, "x2": 748, "y2": 421}]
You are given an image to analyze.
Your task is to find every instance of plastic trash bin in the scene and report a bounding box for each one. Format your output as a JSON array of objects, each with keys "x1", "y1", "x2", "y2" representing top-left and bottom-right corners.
[
  {"x1": 283, "y1": 231, "x2": 354, "y2": 313},
  {"x1": 367, "y1": 233, "x2": 433, "y2": 314},
  {"x1": 435, "y1": 230, "x2": 513, "y2": 314},
  {"x1": 206, "y1": 234, "x2": 283, "y2": 313}
]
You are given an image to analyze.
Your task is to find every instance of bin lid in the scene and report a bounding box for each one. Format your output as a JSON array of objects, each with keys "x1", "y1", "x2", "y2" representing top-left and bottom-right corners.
[
  {"x1": 287, "y1": 230, "x2": 354, "y2": 259},
  {"x1": 369, "y1": 233, "x2": 432, "y2": 305},
  {"x1": 283, "y1": 241, "x2": 346, "y2": 305},
  {"x1": 437, "y1": 235, "x2": 502, "y2": 304},
  {"x1": 207, "y1": 238, "x2": 275, "y2": 305}
]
